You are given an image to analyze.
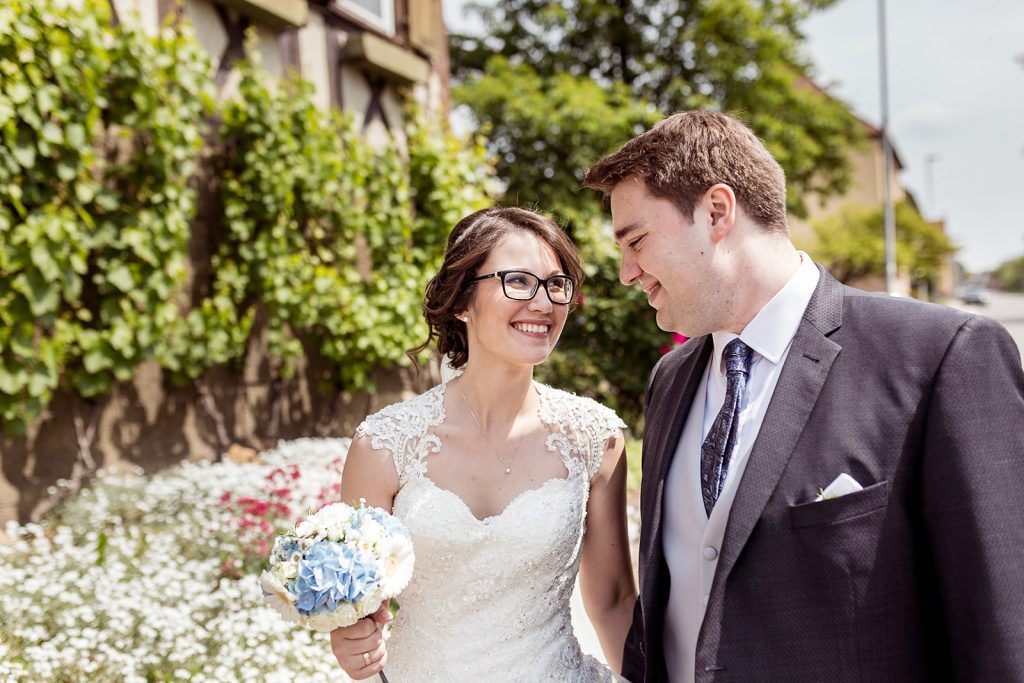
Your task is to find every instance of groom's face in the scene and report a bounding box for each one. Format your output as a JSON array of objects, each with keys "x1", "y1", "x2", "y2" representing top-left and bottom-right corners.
[{"x1": 610, "y1": 179, "x2": 723, "y2": 337}]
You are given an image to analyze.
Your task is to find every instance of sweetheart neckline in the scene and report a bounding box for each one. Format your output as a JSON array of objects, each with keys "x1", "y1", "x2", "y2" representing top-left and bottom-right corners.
[{"x1": 413, "y1": 472, "x2": 577, "y2": 524}]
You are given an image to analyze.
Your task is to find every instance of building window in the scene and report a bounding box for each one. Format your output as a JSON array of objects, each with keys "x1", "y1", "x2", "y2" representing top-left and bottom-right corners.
[{"x1": 337, "y1": 0, "x2": 395, "y2": 35}]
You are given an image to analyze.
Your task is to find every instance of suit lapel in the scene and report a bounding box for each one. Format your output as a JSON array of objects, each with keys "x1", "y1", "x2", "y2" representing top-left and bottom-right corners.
[
  {"x1": 641, "y1": 336, "x2": 712, "y2": 614},
  {"x1": 699, "y1": 268, "x2": 845, "y2": 649},
  {"x1": 648, "y1": 336, "x2": 712, "y2": 497}
]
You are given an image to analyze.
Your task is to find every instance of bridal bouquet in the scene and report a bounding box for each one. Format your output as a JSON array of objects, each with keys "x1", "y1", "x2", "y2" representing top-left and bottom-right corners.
[{"x1": 260, "y1": 500, "x2": 414, "y2": 633}]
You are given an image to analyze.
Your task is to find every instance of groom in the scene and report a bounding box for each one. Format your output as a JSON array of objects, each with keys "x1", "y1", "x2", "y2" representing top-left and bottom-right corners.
[{"x1": 584, "y1": 111, "x2": 1024, "y2": 682}]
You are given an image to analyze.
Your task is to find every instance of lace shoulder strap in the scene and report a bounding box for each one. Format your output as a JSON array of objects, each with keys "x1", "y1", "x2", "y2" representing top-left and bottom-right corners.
[
  {"x1": 536, "y1": 384, "x2": 626, "y2": 480},
  {"x1": 354, "y1": 384, "x2": 446, "y2": 485}
]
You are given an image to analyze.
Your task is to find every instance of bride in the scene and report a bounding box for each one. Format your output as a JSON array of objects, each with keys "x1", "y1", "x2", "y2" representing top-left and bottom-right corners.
[{"x1": 330, "y1": 207, "x2": 636, "y2": 682}]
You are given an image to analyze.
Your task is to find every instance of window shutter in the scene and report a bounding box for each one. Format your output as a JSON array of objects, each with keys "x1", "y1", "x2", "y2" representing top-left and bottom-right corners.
[
  {"x1": 218, "y1": 0, "x2": 308, "y2": 28},
  {"x1": 408, "y1": 0, "x2": 439, "y2": 57}
]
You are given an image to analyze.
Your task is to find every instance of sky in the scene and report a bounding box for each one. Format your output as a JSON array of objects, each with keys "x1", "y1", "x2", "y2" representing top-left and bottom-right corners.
[
  {"x1": 801, "y1": 0, "x2": 1024, "y2": 272},
  {"x1": 442, "y1": 0, "x2": 1024, "y2": 273}
]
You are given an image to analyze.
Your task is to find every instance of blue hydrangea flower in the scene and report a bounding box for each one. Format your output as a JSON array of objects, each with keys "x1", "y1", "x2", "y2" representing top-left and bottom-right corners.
[
  {"x1": 272, "y1": 536, "x2": 300, "y2": 563},
  {"x1": 291, "y1": 540, "x2": 379, "y2": 616}
]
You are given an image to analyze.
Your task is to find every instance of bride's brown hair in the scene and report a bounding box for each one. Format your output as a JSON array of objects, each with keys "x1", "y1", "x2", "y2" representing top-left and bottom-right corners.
[{"x1": 408, "y1": 207, "x2": 584, "y2": 369}]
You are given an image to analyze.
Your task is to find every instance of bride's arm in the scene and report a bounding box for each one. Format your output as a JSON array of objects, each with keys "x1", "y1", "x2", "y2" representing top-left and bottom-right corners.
[
  {"x1": 331, "y1": 435, "x2": 401, "y2": 680},
  {"x1": 578, "y1": 430, "x2": 637, "y2": 674},
  {"x1": 338, "y1": 434, "x2": 400, "y2": 510}
]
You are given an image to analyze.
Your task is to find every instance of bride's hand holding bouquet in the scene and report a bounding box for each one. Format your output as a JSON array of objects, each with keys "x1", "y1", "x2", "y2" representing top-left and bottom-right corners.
[{"x1": 260, "y1": 500, "x2": 413, "y2": 681}]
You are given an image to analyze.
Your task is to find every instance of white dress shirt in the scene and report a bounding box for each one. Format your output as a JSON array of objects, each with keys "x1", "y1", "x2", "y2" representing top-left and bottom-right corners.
[{"x1": 661, "y1": 254, "x2": 820, "y2": 682}]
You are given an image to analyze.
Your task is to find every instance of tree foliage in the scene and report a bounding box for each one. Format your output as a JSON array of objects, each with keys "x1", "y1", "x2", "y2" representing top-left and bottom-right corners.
[
  {"x1": 453, "y1": 56, "x2": 658, "y2": 224},
  {"x1": 159, "y1": 58, "x2": 493, "y2": 392},
  {"x1": 450, "y1": 0, "x2": 861, "y2": 425},
  {"x1": 991, "y1": 254, "x2": 1024, "y2": 292},
  {"x1": 452, "y1": 0, "x2": 862, "y2": 218},
  {"x1": 808, "y1": 201, "x2": 956, "y2": 286}
]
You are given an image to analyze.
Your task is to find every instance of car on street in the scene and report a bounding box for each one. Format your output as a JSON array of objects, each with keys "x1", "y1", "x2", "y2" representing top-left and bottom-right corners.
[{"x1": 961, "y1": 285, "x2": 992, "y2": 306}]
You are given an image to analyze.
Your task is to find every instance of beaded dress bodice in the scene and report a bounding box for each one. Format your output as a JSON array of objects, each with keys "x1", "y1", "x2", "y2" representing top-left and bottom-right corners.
[{"x1": 355, "y1": 382, "x2": 626, "y2": 682}]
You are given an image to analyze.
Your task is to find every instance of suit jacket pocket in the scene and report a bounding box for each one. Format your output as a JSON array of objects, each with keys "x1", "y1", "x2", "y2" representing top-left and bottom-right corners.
[{"x1": 789, "y1": 479, "x2": 889, "y2": 529}]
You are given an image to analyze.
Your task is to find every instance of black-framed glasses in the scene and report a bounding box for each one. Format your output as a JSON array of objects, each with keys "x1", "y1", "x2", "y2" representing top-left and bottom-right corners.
[{"x1": 467, "y1": 270, "x2": 575, "y2": 305}]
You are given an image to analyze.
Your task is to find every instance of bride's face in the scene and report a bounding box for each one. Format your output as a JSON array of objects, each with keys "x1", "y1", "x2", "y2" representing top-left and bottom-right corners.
[{"x1": 462, "y1": 230, "x2": 570, "y2": 369}]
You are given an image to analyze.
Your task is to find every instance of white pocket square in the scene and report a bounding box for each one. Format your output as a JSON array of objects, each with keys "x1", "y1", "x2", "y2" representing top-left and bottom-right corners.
[{"x1": 814, "y1": 473, "x2": 863, "y2": 502}]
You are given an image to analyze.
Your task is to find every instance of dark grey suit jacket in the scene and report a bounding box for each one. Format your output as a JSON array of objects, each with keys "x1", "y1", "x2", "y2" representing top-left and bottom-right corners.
[{"x1": 622, "y1": 267, "x2": 1024, "y2": 682}]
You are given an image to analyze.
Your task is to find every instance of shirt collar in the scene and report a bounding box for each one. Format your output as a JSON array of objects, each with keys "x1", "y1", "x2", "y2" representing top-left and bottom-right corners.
[{"x1": 710, "y1": 252, "x2": 820, "y2": 372}]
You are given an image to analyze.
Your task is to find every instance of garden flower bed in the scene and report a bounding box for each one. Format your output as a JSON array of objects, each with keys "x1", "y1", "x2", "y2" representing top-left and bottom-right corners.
[
  {"x1": 1, "y1": 436, "x2": 642, "y2": 681},
  {"x1": 0, "y1": 439, "x2": 353, "y2": 683}
]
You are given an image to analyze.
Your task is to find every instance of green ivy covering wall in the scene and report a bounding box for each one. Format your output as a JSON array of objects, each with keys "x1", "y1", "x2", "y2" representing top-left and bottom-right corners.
[
  {"x1": 0, "y1": 0, "x2": 493, "y2": 436},
  {"x1": 0, "y1": 0, "x2": 211, "y2": 433}
]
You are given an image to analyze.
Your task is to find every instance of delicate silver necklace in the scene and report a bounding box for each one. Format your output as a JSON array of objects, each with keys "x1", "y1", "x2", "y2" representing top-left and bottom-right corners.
[{"x1": 456, "y1": 379, "x2": 524, "y2": 475}]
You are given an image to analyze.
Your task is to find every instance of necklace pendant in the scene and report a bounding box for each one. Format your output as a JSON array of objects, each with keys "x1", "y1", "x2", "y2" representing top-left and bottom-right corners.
[{"x1": 504, "y1": 466, "x2": 511, "y2": 474}]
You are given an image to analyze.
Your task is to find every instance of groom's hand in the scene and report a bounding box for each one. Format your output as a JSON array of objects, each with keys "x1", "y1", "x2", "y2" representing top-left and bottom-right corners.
[{"x1": 330, "y1": 602, "x2": 393, "y2": 680}]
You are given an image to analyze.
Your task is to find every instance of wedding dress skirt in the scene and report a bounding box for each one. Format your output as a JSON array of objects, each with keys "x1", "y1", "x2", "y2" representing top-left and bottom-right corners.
[{"x1": 356, "y1": 382, "x2": 627, "y2": 682}]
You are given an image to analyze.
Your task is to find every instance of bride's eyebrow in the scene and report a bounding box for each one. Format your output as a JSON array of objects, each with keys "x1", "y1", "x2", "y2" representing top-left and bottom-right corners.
[{"x1": 504, "y1": 267, "x2": 566, "y2": 277}]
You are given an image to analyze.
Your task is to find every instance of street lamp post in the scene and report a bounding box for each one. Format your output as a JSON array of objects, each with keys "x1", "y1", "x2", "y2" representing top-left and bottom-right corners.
[
  {"x1": 878, "y1": 0, "x2": 897, "y2": 294},
  {"x1": 925, "y1": 153, "x2": 940, "y2": 218}
]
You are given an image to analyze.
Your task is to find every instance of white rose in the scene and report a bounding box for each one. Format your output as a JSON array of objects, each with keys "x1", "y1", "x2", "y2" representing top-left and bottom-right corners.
[
  {"x1": 303, "y1": 603, "x2": 360, "y2": 632},
  {"x1": 281, "y1": 559, "x2": 299, "y2": 580},
  {"x1": 359, "y1": 519, "x2": 385, "y2": 548},
  {"x1": 355, "y1": 591, "x2": 385, "y2": 619}
]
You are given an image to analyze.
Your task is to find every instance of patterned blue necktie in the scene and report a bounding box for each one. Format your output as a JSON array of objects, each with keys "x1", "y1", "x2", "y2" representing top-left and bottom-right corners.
[{"x1": 700, "y1": 338, "x2": 755, "y2": 517}]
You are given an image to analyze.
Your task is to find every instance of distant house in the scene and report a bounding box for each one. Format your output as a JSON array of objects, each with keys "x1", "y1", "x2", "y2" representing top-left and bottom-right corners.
[{"x1": 788, "y1": 78, "x2": 954, "y2": 298}]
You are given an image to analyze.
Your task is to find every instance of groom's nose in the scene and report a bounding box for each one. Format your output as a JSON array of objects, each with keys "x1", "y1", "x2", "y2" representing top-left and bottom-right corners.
[{"x1": 619, "y1": 252, "x2": 641, "y2": 286}]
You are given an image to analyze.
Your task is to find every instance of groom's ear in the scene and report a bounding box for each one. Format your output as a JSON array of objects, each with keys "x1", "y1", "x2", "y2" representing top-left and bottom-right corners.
[{"x1": 703, "y1": 183, "x2": 737, "y2": 244}]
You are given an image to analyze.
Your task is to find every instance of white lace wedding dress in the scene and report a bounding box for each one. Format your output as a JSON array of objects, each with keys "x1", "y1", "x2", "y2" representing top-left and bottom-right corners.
[{"x1": 355, "y1": 381, "x2": 627, "y2": 682}]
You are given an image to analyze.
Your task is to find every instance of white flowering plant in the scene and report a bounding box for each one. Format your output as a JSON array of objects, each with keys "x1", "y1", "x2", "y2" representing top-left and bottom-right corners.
[
  {"x1": 0, "y1": 438, "x2": 358, "y2": 682},
  {"x1": 260, "y1": 500, "x2": 414, "y2": 633}
]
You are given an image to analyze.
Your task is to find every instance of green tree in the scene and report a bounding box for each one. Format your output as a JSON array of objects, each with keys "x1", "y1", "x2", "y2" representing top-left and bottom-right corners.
[
  {"x1": 991, "y1": 254, "x2": 1024, "y2": 292},
  {"x1": 452, "y1": 56, "x2": 658, "y2": 224},
  {"x1": 808, "y1": 201, "x2": 956, "y2": 290},
  {"x1": 452, "y1": 0, "x2": 862, "y2": 218},
  {"x1": 450, "y1": 0, "x2": 861, "y2": 426}
]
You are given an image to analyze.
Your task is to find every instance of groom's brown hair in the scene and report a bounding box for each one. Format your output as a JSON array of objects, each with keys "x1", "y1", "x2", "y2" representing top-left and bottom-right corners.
[{"x1": 584, "y1": 110, "x2": 789, "y2": 233}]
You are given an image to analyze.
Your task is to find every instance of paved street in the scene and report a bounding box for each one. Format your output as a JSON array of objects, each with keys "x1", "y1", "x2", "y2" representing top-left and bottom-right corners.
[{"x1": 945, "y1": 290, "x2": 1024, "y2": 365}]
